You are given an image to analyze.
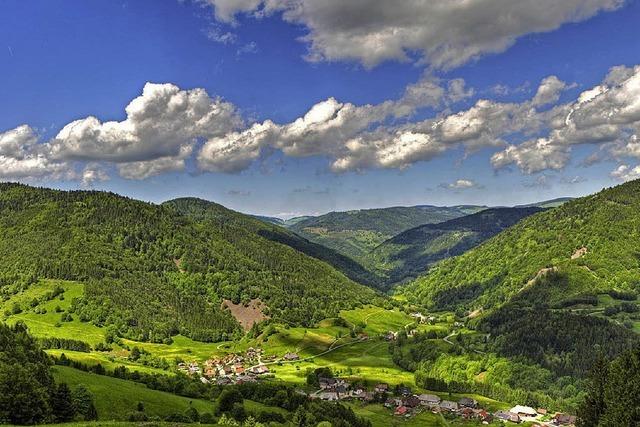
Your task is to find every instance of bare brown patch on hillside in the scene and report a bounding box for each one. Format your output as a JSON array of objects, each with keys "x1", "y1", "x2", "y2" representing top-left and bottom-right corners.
[
  {"x1": 571, "y1": 247, "x2": 588, "y2": 260},
  {"x1": 522, "y1": 267, "x2": 557, "y2": 290},
  {"x1": 467, "y1": 308, "x2": 483, "y2": 319},
  {"x1": 222, "y1": 299, "x2": 269, "y2": 331}
]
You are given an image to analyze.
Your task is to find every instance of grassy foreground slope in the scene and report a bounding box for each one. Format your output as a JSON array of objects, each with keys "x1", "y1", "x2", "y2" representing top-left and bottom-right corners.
[
  {"x1": 367, "y1": 207, "x2": 543, "y2": 285},
  {"x1": 0, "y1": 183, "x2": 377, "y2": 343},
  {"x1": 407, "y1": 179, "x2": 640, "y2": 311}
]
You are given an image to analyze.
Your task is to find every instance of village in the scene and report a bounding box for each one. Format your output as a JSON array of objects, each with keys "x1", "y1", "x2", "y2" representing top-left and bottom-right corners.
[
  {"x1": 310, "y1": 375, "x2": 577, "y2": 426},
  {"x1": 176, "y1": 345, "x2": 576, "y2": 427},
  {"x1": 177, "y1": 347, "x2": 301, "y2": 386}
]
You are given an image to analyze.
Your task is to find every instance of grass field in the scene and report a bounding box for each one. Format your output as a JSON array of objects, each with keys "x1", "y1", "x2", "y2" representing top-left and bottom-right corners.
[
  {"x1": 1, "y1": 280, "x2": 106, "y2": 345},
  {"x1": 52, "y1": 366, "x2": 216, "y2": 420},
  {"x1": 46, "y1": 349, "x2": 171, "y2": 376},
  {"x1": 341, "y1": 306, "x2": 414, "y2": 335},
  {"x1": 52, "y1": 366, "x2": 287, "y2": 423}
]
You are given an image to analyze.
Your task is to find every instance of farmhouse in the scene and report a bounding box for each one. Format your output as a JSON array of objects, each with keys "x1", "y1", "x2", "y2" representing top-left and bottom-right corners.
[
  {"x1": 374, "y1": 383, "x2": 389, "y2": 393},
  {"x1": 318, "y1": 391, "x2": 339, "y2": 401},
  {"x1": 418, "y1": 394, "x2": 441, "y2": 406},
  {"x1": 440, "y1": 400, "x2": 459, "y2": 412},
  {"x1": 459, "y1": 397, "x2": 478, "y2": 408},
  {"x1": 283, "y1": 352, "x2": 300, "y2": 361},
  {"x1": 511, "y1": 405, "x2": 537, "y2": 417},
  {"x1": 394, "y1": 406, "x2": 409, "y2": 416},
  {"x1": 402, "y1": 395, "x2": 420, "y2": 408},
  {"x1": 554, "y1": 414, "x2": 577, "y2": 425}
]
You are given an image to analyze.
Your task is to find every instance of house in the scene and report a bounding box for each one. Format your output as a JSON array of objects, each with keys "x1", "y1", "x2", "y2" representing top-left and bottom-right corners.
[
  {"x1": 398, "y1": 386, "x2": 412, "y2": 396},
  {"x1": 461, "y1": 408, "x2": 475, "y2": 419},
  {"x1": 554, "y1": 414, "x2": 577, "y2": 425},
  {"x1": 384, "y1": 398, "x2": 397, "y2": 408},
  {"x1": 283, "y1": 352, "x2": 300, "y2": 361},
  {"x1": 537, "y1": 408, "x2": 548, "y2": 416},
  {"x1": 477, "y1": 410, "x2": 493, "y2": 423},
  {"x1": 216, "y1": 377, "x2": 233, "y2": 386},
  {"x1": 251, "y1": 365, "x2": 270, "y2": 375},
  {"x1": 418, "y1": 394, "x2": 441, "y2": 406},
  {"x1": 402, "y1": 395, "x2": 420, "y2": 408},
  {"x1": 459, "y1": 397, "x2": 478, "y2": 408},
  {"x1": 335, "y1": 384, "x2": 349, "y2": 395},
  {"x1": 318, "y1": 391, "x2": 339, "y2": 401},
  {"x1": 319, "y1": 377, "x2": 336, "y2": 389},
  {"x1": 394, "y1": 406, "x2": 409, "y2": 416},
  {"x1": 384, "y1": 331, "x2": 398, "y2": 341},
  {"x1": 374, "y1": 383, "x2": 389, "y2": 393},
  {"x1": 511, "y1": 405, "x2": 538, "y2": 418},
  {"x1": 495, "y1": 411, "x2": 520, "y2": 423},
  {"x1": 440, "y1": 400, "x2": 458, "y2": 412},
  {"x1": 362, "y1": 392, "x2": 375, "y2": 402},
  {"x1": 509, "y1": 413, "x2": 522, "y2": 423}
]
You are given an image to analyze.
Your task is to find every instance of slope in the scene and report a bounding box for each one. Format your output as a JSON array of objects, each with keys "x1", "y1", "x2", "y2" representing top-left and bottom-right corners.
[
  {"x1": 163, "y1": 197, "x2": 383, "y2": 287},
  {"x1": 288, "y1": 205, "x2": 485, "y2": 263},
  {"x1": 406, "y1": 180, "x2": 640, "y2": 312},
  {"x1": 366, "y1": 207, "x2": 543, "y2": 285},
  {"x1": 0, "y1": 183, "x2": 378, "y2": 344}
]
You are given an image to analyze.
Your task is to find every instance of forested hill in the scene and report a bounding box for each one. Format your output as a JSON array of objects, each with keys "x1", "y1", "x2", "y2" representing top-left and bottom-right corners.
[
  {"x1": 405, "y1": 179, "x2": 640, "y2": 312},
  {"x1": 0, "y1": 183, "x2": 378, "y2": 343},
  {"x1": 163, "y1": 197, "x2": 383, "y2": 287},
  {"x1": 288, "y1": 205, "x2": 485, "y2": 263},
  {"x1": 366, "y1": 207, "x2": 543, "y2": 285}
]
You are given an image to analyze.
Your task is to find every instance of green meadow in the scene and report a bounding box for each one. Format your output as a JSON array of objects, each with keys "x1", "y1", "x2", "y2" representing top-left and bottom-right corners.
[
  {"x1": 52, "y1": 366, "x2": 287, "y2": 422},
  {"x1": 1, "y1": 280, "x2": 106, "y2": 345}
]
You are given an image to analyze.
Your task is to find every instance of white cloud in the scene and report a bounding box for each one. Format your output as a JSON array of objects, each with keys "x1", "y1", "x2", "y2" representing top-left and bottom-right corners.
[
  {"x1": 203, "y1": 0, "x2": 623, "y2": 69},
  {"x1": 117, "y1": 145, "x2": 194, "y2": 180},
  {"x1": 198, "y1": 75, "x2": 472, "y2": 173},
  {"x1": 493, "y1": 65, "x2": 640, "y2": 173},
  {"x1": 610, "y1": 164, "x2": 640, "y2": 182},
  {"x1": 0, "y1": 125, "x2": 71, "y2": 180},
  {"x1": 532, "y1": 76, "x2": 568, "y2": 106},
  {"x1": 491, "y1": 138, "x2": 571, "y2": 174},
  {"x1": 440, "y1": 179, "x2": 481, "y2": 190},
  {"x1": 49, "y1": 82, "x2": 242, "y2": 163}
]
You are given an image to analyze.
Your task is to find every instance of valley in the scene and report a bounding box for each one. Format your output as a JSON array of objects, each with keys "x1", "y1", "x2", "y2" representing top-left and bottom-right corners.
[{"x1": 1, "y1": 181, "x2": 639, "y2": 427}]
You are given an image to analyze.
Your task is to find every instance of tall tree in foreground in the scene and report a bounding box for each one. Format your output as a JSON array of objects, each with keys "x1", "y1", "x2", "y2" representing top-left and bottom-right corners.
[{"x1": 576, "y1": 356, "x2": 608, "y2": 427}]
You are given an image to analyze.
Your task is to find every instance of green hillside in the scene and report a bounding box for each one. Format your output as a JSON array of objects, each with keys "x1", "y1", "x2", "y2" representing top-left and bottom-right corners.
[
  {"x1": 164, "y1": 198, "x2": 383, "y2": 287},
  {"x1": 0, "y1": 183, "x2": 378, "y2": 344},
  {"x1": 399, "y1": 180, "x2": 640, "y2": 399},
  {"x1": 366, "y1": 207, "x2": 543, "y2": 285},
  {"x1": 288, "y1": 205, "x2": 484, "y2": 265},
  {"x1": 407, "y1": 180, "x2": 640, "y2": 312}
]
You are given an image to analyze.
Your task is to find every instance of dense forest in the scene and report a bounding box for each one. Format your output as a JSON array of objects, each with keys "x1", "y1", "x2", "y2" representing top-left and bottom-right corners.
[
  {"x1": 366, "y1": 207, "x2": 543, "y2": 285},
  {"x1": 577, "y1": 347, "x2": 640, "y2": 426},
  {"x1": 0, "y1": 183, "x2": 379, "y2": 343},
  {"x1": 288, "y1": 205, "x2": 483, "y2": 263},
  {"x1": 406, "y1": 179, "x2": 640, "y2": 311},
  {"x1": 0, "y1": 322, "x2": 96, "y2": 424},
  {"x1": 164, "y1": 197, "x2": 383, "y2": 288}
]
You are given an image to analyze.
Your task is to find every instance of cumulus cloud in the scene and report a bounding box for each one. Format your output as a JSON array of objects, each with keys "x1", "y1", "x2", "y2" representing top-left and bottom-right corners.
[
  {"x1": 198, "y1": 75, "x2": 473, "y2": 173},
  {"x1": 0, "y1": 125, "x2": 71, "y2": 180},
  {"x1": 493, "y1": 65, "x2": 640, "y2": 173},
  {"x1": 440, "y1": 179, "x2": 482, "y2": 190},
  {"x1": 49, "y1": 82, "x2": 242, "y2": 163},
  {"x1": 203, "y1": 0, "x2": 623, "y2": 69},
  {"x1": 532, "y1": 76, "x2": 568, "y2": 106},
  {"x1": 610, "y1": 164, "x2": 640, "y2": 182}
]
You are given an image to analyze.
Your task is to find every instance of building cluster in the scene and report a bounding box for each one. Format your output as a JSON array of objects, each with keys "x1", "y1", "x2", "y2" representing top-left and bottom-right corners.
[
  {"x1": 176, "y1": 347, "x2": 302, "y2": 386},
  {"x1": 310, "y1": 378, "x2": 576, "y2": 426}
]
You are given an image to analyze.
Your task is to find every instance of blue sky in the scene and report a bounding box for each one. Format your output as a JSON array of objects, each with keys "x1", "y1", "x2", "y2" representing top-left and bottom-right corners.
[{"x1": 1, "y1": 0, "x2": 640, "y2": 217}]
